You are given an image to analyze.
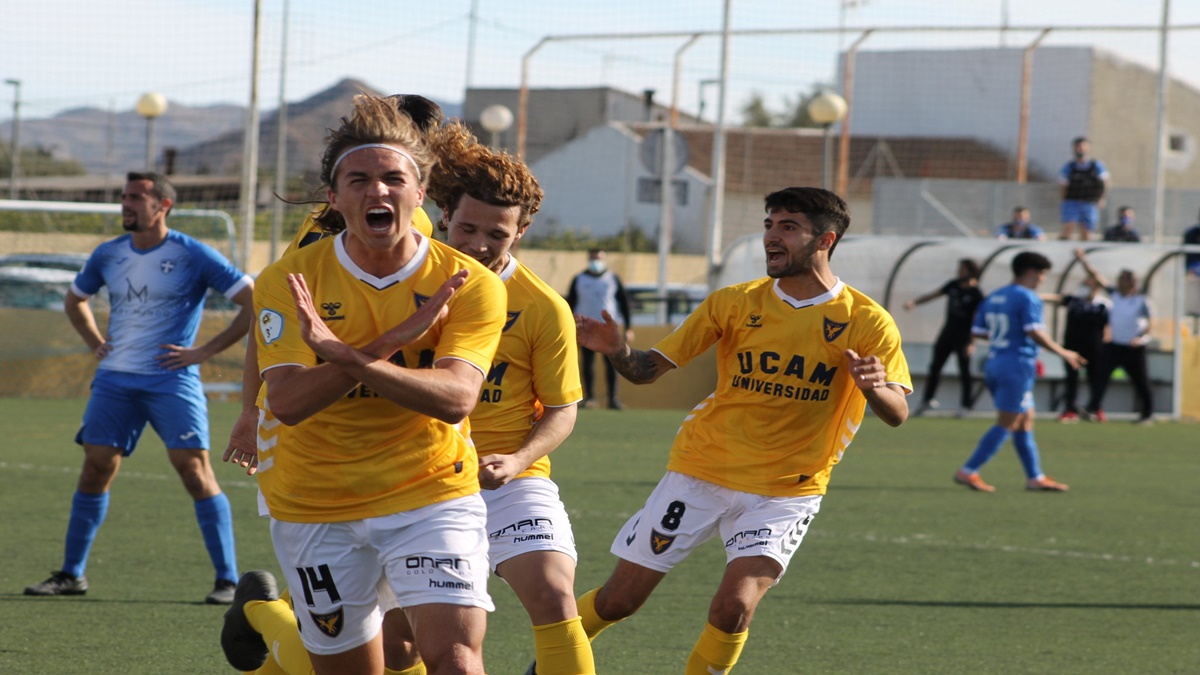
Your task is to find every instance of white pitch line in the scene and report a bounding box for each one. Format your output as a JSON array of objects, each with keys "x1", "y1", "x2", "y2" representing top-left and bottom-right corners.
[
  {"x1": 809, "y1": 529, "x2": 1200, "y2": 568},
  {"x1": 0, "y1": 461, "x2": 258, "y2": 490}
]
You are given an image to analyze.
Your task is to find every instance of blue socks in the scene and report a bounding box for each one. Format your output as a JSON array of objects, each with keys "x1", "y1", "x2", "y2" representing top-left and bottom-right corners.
[
  {"x1": 194, "y1": 493, "x2": 238, "y2": 582},
  {"x1": 63, "y1": 490, "x2": 109, "y2": 577},
  {"x1": 1011, "y1": 430, "x2": 1042, "y2": 479},
  {"x1": 963, "y1": 425, "x2": 1011, "y2": 474}
]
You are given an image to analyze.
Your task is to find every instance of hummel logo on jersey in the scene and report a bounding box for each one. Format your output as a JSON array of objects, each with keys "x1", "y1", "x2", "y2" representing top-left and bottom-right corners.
[
  {"x1": 319, "y1": 301, "x2": 345, "y2": 321},
  {"x1": 179, "y1": 431, "x2": 198, "y2": 441},
  {"x1": 310, "y1": 607, "x2": 344, "y2": 638},
  {"x1": 160, "y1": 259, "x2": 176, "y2": 274},
  {"x1": 625, "y1": 517, "x2": 640, "y2": 546},
  {"x1": 823, "y1": 317, "x2": 848, "y2": 342},
  {"x1": 746, "y1": 314, "x2": 763, "y2": 328}
]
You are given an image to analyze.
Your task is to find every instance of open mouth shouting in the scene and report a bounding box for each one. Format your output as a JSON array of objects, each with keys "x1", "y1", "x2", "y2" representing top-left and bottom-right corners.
[
  {"x1": 765, "y1": 245, "x2": 787, "y2": 266},
  {"x1": 364, "y1": 206, "x2": 395, "y2": 232}
]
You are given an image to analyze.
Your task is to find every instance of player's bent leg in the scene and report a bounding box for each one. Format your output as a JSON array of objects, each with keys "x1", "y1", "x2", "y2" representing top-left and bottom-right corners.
[
  {"x1": 405, "y1": 603, "x2": 487, "y2": 675},
  {"x1": 498, "y1": 551, "x2": 594, "y2": 674},
  {"x1": 684, "y1": 556, "x2": 778, "y2": 675},
  {"x1": 587, "y1": 558, "x2": 667, "y2": 634}
]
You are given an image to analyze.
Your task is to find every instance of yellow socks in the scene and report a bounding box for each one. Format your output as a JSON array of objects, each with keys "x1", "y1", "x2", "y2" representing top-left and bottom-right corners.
[
  {"x1": 244, "y1": 598, "x2": 315, "y2": 675},
  {"x1": 684, "y1": 622, "x2": 748, "y2": 675},
  {"x1": 386, "y1": 664, "x2": 427, "y2": 675},
  {"x1": 577, "y1": 588, "x2": 624, "y2": 641},
  {"x1": 531, "y1": 617, "x2": 596, "y2": 674}
]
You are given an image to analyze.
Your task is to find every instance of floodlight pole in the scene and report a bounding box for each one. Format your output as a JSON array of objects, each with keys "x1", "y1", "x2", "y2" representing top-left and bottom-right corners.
[
  {"x1": 6, "y1": 79, "x2": 21, "y2": 200},
  {"x1": 706, "y1": 0, "x2": 732, "y2": 291},
  {"x1": 1015, "y1": 29, "x2": 1050, "y2": 183},
  {"x1": 239, "y1": 0, "x2": 264, "y2": 272},
  {"x1": 1152, "y1": 0, "x2": 1171, "y2": 245},
  {"x1": 656, "y1": 35, "x2": 700, "y2": 324},
  {"x1": 836, "y1": 30, "x2": 873, "y2": 197},
  {"x1": 271, "y1": 0, "x2": 291, "y2": 264}
]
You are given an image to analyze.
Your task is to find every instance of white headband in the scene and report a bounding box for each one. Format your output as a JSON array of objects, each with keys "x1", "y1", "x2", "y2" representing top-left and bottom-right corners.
[{"x1": 330, "y1": 143, "x2": 422, "y2": 182}]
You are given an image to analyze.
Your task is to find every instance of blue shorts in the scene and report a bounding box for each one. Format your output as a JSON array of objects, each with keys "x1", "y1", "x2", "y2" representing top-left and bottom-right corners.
[
  {"x1": 1061, "y1": 200, "x2": 1100, "y2": 230},
  {"x1": 77, "y1": 369, "x2": 210, "y2": 455},
  {"x1": 984, "y1": 358, "x2": 1035, "y2": 414}
]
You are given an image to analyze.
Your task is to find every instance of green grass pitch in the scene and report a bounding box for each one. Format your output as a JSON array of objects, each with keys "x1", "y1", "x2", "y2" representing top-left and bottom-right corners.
[{"x1": 2, "y1": 399, "x2": 1197, "y2": 673}]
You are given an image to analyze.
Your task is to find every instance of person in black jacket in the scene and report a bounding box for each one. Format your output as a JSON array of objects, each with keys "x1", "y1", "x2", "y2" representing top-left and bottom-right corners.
[
  {"x1": 567, "y1": 249, "x2": 632, "y2": 409},
  {"x1": 1042, "y1": 261, "x2": 1110, "y2": 422},
  {"x1": 903, "y1": 258, "x2": 984, "y2": 416}
]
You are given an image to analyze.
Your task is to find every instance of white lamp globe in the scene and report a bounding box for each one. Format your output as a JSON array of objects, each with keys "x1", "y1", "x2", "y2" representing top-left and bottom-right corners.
[
  {"x1": 807, "y1": 91, "x2": 847, "y2": 126},
  {"x1": 136, "y1": 92, "x2": 168, "y2": 119},
  {"x1": 479, "y1": 104, "x2": 514, "y2": 134}
]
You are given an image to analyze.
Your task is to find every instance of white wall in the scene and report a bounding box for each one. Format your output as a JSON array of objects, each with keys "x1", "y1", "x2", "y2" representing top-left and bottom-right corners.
[
  {"x1": 847, "y1": 46, "x2": 1094, "y2": 179},
  {"x1": 532, "y1": 123, "x2": 711, "y2": 253}
]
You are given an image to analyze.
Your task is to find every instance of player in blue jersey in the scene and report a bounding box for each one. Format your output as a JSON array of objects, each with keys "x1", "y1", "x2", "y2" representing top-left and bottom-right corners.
[
  {"x1": 24, "y1": 171, "x2": 255, "y2": 603},
  {"x1": 954, "y1": 251, "x2": 1084, "y2": 493}
]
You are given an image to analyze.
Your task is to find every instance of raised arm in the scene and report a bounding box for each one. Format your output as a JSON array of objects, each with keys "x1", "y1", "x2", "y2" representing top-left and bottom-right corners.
[
  {"x1": 903, "y1": 286, "x2": 946, "y2": 311},
  {"x1": 1073, "y1": 248, "x2": 1109, "y2": 288},
  {"x1": 576, "y1": 310, "x2": 674, "y2": 384},
  {"x1": 264, "y1": 271, "x2": 473, "y2": 425}
]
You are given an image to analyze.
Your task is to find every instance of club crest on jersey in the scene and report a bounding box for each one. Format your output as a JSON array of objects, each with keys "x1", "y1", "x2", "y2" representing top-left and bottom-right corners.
[
  {"x1": 259, "y1": 309, "x2": 284, "y2": 344},
  {"x1": 823, "y1": 317, "x2": 848, "y2": 342},
  {"x1": 503, "y1": 311, "x2": 522, "y2": 332},
  {"x1": 309, "y1": 607, "x2": 344, "y2": 638},
  {"x1": 159, "y1": 259, "x2": 176, "y2": 274},
  {"x1": 414, "y1": 292, "x2": 430, "y2": 309},
  {"x1": 320, "y1": 301, "x2": 345, "y2": 321},
  {"x1": 745, "y1": 314, "x2": 763, "y2": 328},
  {"x1": 649, "y1": 529, "x2": 676, "y2": 555}
]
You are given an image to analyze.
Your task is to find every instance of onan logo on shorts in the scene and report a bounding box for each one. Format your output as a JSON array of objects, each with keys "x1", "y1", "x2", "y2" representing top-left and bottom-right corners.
[
  {"x1": 405, "y1": 556, "x2": 471, "y2": 573},
  {"x1": 490, "y1": 517, "x2": 553, "y2": 538},
  {"x1": 725, "y1": 528, "x2": 772, "y2": 548},
  {"x1": 309, "y1": 607, "x2": 344, "y2": 638}
]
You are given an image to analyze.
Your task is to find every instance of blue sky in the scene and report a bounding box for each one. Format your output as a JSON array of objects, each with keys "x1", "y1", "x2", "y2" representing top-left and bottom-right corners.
[{"x1": 3, "y1": 0, "x2": 1198, "y2": 121}]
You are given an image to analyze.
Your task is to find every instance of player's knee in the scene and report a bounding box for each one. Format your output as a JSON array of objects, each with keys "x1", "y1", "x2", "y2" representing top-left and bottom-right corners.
[
  {"x1": 707, "y1": 595, "x2": 756, "y2": 634},
  {"x1": 594, "y1": 585, "x2": 645, "y2": 621}
]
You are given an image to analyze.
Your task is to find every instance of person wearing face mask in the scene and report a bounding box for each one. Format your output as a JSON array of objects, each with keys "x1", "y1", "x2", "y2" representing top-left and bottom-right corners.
[
  {"x1": 996, "y1": 206, "x2": 1046, "y2": 241},
  {"x1": 566, "y1": 249, "x2": 632, "y2": 410},
  {"x1": 1057, "y1": 137, "x2": 1110, "y2": 241},
  {"x1": 1102, "y1": 206, "x2": 1141, "y2": 243}
]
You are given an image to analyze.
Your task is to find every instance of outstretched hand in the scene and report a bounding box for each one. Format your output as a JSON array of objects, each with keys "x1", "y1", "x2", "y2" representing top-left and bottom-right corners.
[
  {"x1": 288, "y1": 273, "x2": 353, "y2": 364},
  {"x1": 376, "y1": 269, "x2": 468, "y2": 352},
  {"x1": 845, "y1": 349, "x2": 886, "y2": 391},
  {"x1": 575, "y1": 310, "x2": 626, "y2": 355},
  {"x1": 221, "y1": 411, "x2": 259, "y2": 475}
]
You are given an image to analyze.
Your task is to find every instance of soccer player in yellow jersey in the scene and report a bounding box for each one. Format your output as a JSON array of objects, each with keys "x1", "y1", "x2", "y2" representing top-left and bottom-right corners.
[
  {"x1": 224, "y1": 95, "x2": 506, "y2": 675},
  {"x1": 572, "y1": 187, "x2": 911, "y2": 674},
  {"x1": 371, "y1": 122, "x2": 594, "y2": 675}
]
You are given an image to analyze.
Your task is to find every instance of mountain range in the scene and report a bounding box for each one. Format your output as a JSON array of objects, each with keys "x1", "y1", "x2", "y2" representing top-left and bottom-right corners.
[{"x1": 0, "y1": 78, "x2": 462, "y2": 179}]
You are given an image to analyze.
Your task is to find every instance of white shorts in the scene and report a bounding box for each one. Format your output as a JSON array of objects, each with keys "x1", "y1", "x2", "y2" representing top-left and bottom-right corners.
[
  {"x1": 269, "y1": 494, "x2": 493, "y2": 655},
  {"x1": 483, "y1": 476, "x2": 577, "y2": 572},
  {"x1": 610, "y1": 471, "x2": 821, "y2": 577}
]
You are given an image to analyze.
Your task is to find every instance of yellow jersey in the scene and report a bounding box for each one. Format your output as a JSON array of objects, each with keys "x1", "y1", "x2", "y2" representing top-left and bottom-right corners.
[
  {"x1": 287, "y1": 206, "x2": 434, "y2": 252},
  {"x1": 254, "y1": 231, "x2": 507, "y2": 522},
  {"x1": 471, "y1": 256, "x2": 582, "y2": 479},
  {"x1": 653, "y1": 278, "x2": 911, "y2": 497}
]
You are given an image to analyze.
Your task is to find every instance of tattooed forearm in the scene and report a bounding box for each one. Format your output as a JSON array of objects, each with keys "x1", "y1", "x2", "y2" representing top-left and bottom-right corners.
[{"x1": 608, "y1": 346, "x2": 661, "y2": 384}]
